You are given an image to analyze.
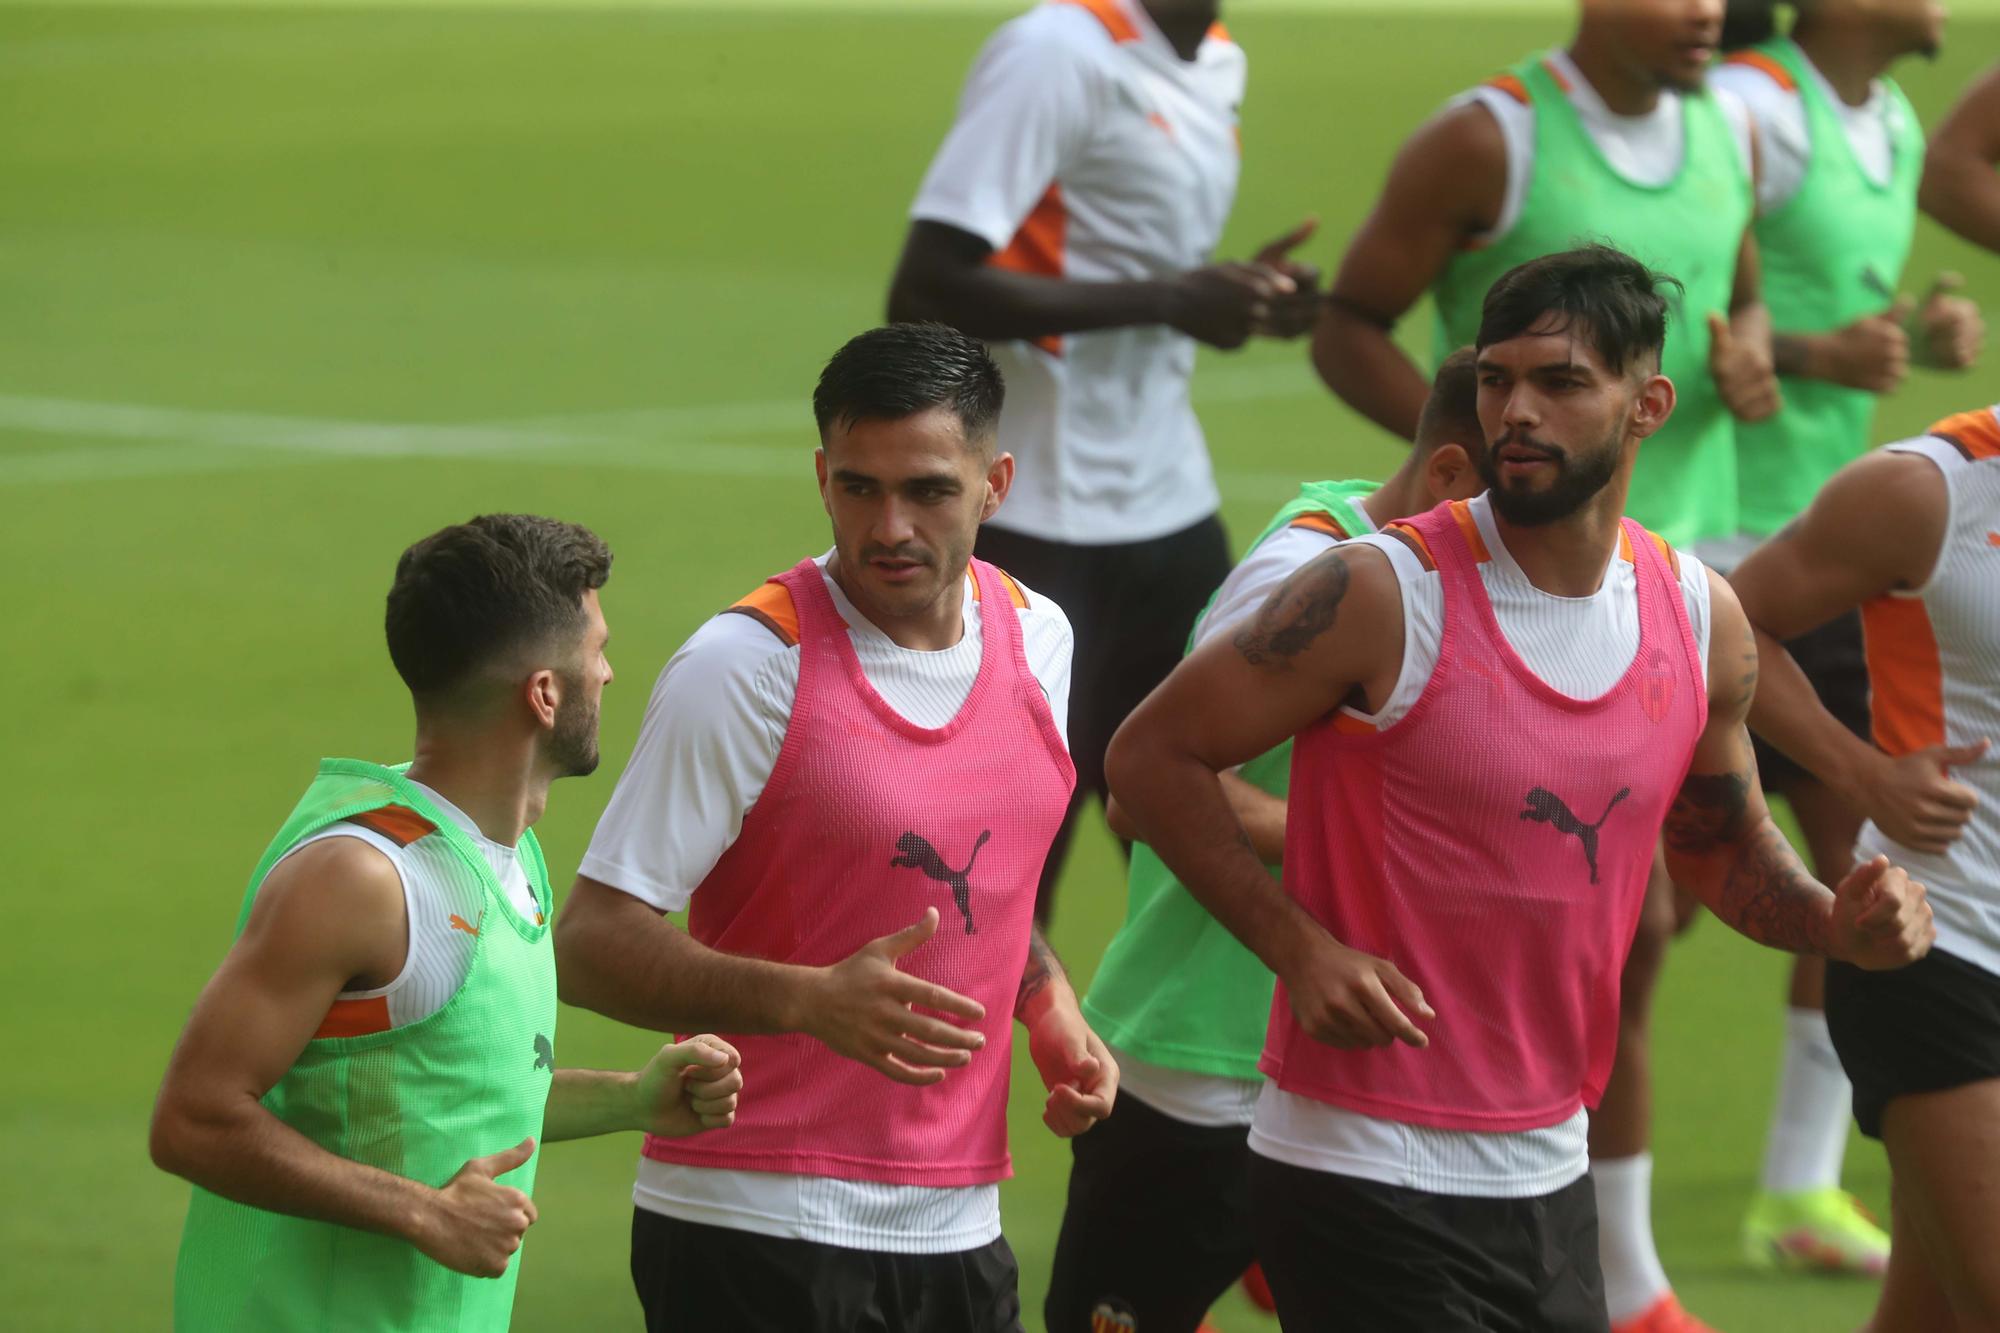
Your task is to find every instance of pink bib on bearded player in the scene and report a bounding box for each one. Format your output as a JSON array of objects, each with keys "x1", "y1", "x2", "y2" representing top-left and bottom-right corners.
[
  {"x1": 644, "y1": 557, "x2": 1074, "y2": 1185},
  {"x1": 1262, "y1": 501, "x2": 1706, "y2": 1132}
]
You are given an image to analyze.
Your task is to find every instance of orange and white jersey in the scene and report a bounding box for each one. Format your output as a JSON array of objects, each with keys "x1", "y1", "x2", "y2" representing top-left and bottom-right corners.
[
  {"x1": 284, "y1": 782, "x2": 543, "y2": 1035},
  {"x1": 1859, "y1": 405, "x2": 2000, "y2": 976},
  {"x1": 909, "y1": 0, "x2": 1244, "y2": 544}
]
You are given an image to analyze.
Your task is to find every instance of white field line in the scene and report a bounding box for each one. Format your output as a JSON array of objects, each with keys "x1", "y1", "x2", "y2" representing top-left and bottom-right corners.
[{"x1": 0, "y1": 359, "x2": 1333, "y2": 498}]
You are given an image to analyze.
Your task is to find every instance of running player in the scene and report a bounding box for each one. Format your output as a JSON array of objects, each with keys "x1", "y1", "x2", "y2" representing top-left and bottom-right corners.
[
  {"x1": 1712, "y1": 0, "x2": 1982, "y2": 1276},
  {"x1": 1729, "y1": 404, "x2": 2000, "y2": 1331},
  {"x1": 1923, "y1": 62, "x2": 2000, "y2": 251},
  {"x1": 1312, "y1": 7, "x2": 1778, "y2": 1323},
  {"x1": 889, "y1": 0, "x2": 1320, "y2": 922},
  {"x1": 1108, "y1": 245, "x2": 1933, "y2": 1333},
  {"x1": 555, "y1": 324, "x2": 1114, "y2": 1333},
  {"x1": 151, "y1": 515, "x2": 743, "y2": 1331},
  {"x1": 1044, "y1": 350, "x2": 1485, "y2": 1333}
]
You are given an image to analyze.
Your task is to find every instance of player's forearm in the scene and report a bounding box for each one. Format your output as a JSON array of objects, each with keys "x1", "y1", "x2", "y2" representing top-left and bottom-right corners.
[
  {"x1": 554, "y1": 882, "x2": 812, "y2": 1036},
  {"x1": 540, "y1": 1069, "x2": 641, "y2": 1144},
  {"x1": 1220, "y1": 770, "x2": 1287, "y2": 865},
  {"x1": 1770, "y1": 329, "x2": 1840, "y2": 382},
  {"x1": 1016, "y1": 927, "x2": 1074, "y2": 1023},
  {"x1": 150, "y1": 1091, "x2": 435, "y2": 1244},
  {"x1": 1662, "y1": 775, "x2": 1835, "y2": 956},
  {"x1": 888, "y1": 262, "x2": 1174, "y2": 341},
  {"x1": 1746, "y1": 625, "x2": 1881, "y2": 793},
  {"x1": 1310, "y1": 302, "x2": 1427, "y2": 441},
  {"x1": 1921, "y1": 145, "x2": 2000, "y2": 253}
]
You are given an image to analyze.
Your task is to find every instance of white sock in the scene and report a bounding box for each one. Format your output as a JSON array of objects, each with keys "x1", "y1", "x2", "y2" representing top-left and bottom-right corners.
[
  {"x1": 1594, "y1": 1152, "x2": 1671, "y2": 1323},
  {"x1": 1759, "y1": 1007, "x2": 1854, "y2": 1195}
]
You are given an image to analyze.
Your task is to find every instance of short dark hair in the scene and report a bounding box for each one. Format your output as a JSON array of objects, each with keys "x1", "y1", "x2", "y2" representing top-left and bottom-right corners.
[
  {"x1": 1416, "y1": 347, "x2": 1483, "y2": 457},
  {"x1": 812, "y1": 322, "x2": 1005, "y2": 447},
  {"x1": 1721, "y1": 0, "x2": 1784, "y2": 51},
  {"x1": 1476, "y1": 243, "x2": 1682, "y2": 377},
  {"x1": 385, "y1": 514, "x2": 612, "y2": 702}
]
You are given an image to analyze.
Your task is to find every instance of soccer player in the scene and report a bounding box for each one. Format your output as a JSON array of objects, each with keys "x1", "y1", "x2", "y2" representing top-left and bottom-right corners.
[
  {"x1": 1108, "y1": 245, "x2": 1934, "y2": 1333},
  {"x1": 554, "y1": 324, "x2": 1115, "y2": 1333},
  {"x1": 151, "y1": 515, "x2": 744, "y2": 1331},
  {"x1": 888, "y1": 0, "x2": 1321, "y2": 921},
  {"x1": 1923, "y1": 62, "x2": 2000, "y2": 251},
  {"x1": 1729, "y1": 404, "x2": 2000, "y2": 1332},
  {"x1": 1312, "y1": 7, "x2": 1779, "y2": 1323},
  {"x1": 1043, "y1": 349, "x2": 1485, "y2": 1333},
  {"x1": 1711, "y1": 0, "x2": 1982, "y2": 1276}
]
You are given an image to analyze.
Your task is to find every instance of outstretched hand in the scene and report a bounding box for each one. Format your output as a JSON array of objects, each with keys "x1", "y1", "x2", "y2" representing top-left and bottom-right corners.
[
  {"x1": 806, "y1": 908, "x2": 988, "y2": 1087},
  {"x1": 1858, "y1": 740, "x2": 1988, "y2": 854},
  {"x1": 1282, "y1": 933, "x2": 1434, "y2": 1050},
  {"x1": 1250, "y1": 217, "x2": 1323, "y2": 339}
]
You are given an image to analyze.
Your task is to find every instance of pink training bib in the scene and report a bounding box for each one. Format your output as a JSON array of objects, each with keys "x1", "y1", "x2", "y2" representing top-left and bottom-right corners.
[
  {"x1": 1263, "y1": 501, "x2": 1706, "y2": 1132},
  {"x1": 645, "y1": 557, "x2": 1074, "y2": 1185}
]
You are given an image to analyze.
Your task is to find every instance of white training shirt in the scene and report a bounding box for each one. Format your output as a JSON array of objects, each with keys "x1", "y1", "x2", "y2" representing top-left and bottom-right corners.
[
  {"x1": 286, "y1": 781, "x2": 542, "y2": 1030},
  {"x1": 909, "y1": 0, "x2": 1245, "y2": 545},
  {"x1": 1711, "y1": 47, "x2": 1904, "y2": 217},
  {"x1": 582, "y1": 556, "x2": 1073, "y2": 1253},
  {"x1": 1247, "y1": 493, "x2": 1714, "y2": 1198},
  {"x1": 1459, "y1": 49, "x2": 1755, "y2": 247}
]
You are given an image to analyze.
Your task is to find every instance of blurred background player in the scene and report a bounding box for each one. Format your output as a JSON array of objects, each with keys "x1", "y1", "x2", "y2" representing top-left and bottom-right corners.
[
  {"x1": 1711, "y1": 0, "x2": 1982, "y2": 1278},
  {"x1": 888, "y1": 0, "x2": 1320, "y2": 923},
  {"x1": 555, "y1": 325, "x2": 1117, "y2": 1333},
  {"x1": 1043, "y1": 351, "x2": 1484, "y2": 1333},
  {"x1": 1109, "y1": 245, "x2": 1933, "y2": 1333},
  {"x1": 151, "y1": 515, "x2": 743, "y2": 1332},
  {"x1": 1730, "y1": 404, "x2": 2000, "y2": 1332},
  {"x1": 1311, "y1": 4, "x2": 1777, "y2": 1327},
  {"x1": 1923, "y1": 62, "x2": 2000, "y2": 251}
]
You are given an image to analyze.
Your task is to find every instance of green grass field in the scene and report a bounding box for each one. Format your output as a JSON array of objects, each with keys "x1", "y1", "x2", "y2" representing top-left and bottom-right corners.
[{"x1": 5, "y1": 4, "x2": 1996, "y2": 1329}]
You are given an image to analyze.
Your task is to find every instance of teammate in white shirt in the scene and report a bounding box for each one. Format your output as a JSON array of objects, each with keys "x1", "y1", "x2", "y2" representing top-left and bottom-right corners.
[
  {"x1": 1731, "y1": 404, "x2": 2000, "y2": 1333},
  {"x1": 1709, "y1": 0, "x2": 1982, "y2": 1278},
  {"x1": 1923, "y1": 61, "x2": 2000, "y2": 253},
  {"x1": 888, "y1": 0, "x2": 1321, "y2": 922},
  {"x1": 557, "y1": 325, "x2": 1116, "y2": 1333}
]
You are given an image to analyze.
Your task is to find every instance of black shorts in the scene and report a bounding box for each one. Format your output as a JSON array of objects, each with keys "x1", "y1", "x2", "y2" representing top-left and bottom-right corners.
[
  {"x1": 974, "y1": 516, "x2": 1232, "y2": 917},
  {"x1": 1248, "y1": 1154, "x2": 1608, "y2": 1333},
  {"x1": 630, "y1": 1207, "x2": 1022, "y2": 1333},
  {"x1": 1752, "y1": 610, "x2": 1871, "y2": 791},
  {"x1": 1825, "y1": 947, "x2": 2000, "y2": 1139},
  {"x1": 1045, "y1": 1092, "x2": 1256, "y2": 1333}
]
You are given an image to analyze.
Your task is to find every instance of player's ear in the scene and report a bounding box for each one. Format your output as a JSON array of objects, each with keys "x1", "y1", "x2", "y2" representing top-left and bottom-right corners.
[
  {"x1": 981, "y1": 451, "x2": 1015, "y2": 521},
  {"x1": 525, "y1": 668, "x2": 560, "y2": 732},
  {"x1": 814, "y1": 447, "x2": 832, "y2": 516},
  {"x1": 1425, "y1": 442, "x2": 1479, "y2": 503},
  {"x1": 1629, "y1": 373, "x2": 1675, "y2": 442}
]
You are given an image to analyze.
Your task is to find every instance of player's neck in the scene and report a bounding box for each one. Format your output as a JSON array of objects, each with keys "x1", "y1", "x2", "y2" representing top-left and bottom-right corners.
[
  {"x1": 406, "y1": 737, "x2": 548, "y2": 847},
  {"x1": 826, "y1": 550, "x2": 969, "y2": 652},
  {"x1": 1793, "y1": 25, "x2": 1894, "y2": 107},
  {"x1": 1362, "y1": 461, "x2": 1431, "y2": 529},
  {"x1": 1488, "y1": 498, "x2": 1625, "y2": 600},
  {"x1": 1139, "y1": 0, "x2": 1217, "y2": 61},
  {"x1": 1564, "y1": 38, "x2": 1664, "y2": 117}
]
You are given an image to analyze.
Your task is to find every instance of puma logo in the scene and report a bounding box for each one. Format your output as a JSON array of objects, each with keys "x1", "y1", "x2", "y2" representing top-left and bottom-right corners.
[
  {"x1": 448, "y1": 913, "x2": 480, "y2": 937},
  {"x1": 1521, "y1": 787, "x2": 1631, "y2": 884},
  {"x1": 891, "y1": 830, "x2": 991, "y2": 935},
  {"x1": 533, "y1": 1033, "x2": 554, "y2": 1072}
]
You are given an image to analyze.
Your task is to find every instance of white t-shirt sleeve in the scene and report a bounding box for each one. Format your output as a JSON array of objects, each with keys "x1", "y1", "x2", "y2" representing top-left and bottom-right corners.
[
  {"x1": 908, "y1": 11, "x2": 1101, "y2": 251},
  {"x1": 1710, "y1": 64, "x2": 1807, "y2": 216},
  {"x1": 578, "y1": 614, "x2": 796, "y2": 914},
  {"x1": 1009, "y1": 576, "x2": 1076, "y2": 751},
  {"x1": 1677, "y1": 548, "x2": 1714, "y2": 679},
  {"x1": 1193, "y1": 526, "x2": 1341, "y2": 649}
]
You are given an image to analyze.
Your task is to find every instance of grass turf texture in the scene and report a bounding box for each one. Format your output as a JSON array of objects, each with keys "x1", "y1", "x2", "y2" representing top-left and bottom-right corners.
[{"x1": 5, "y1": 4, "x2": 1996, "y2": 1329}]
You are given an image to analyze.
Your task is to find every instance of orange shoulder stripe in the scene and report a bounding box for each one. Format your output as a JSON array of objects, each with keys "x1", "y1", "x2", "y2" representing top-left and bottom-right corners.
[
  {"x1": 1722, "y1": 50, "x2": 1797, "y2": 91},
  {"x1": 1929, "y1": 407, "x2": 2000, "y2": 461},
  {"x1": 1054, "y1": 0, "x2": 1139, "y2": 43},
  {"x1": 1485, "y1": 73, "x2": 1530, "y2": 105},
  {"x1": 1541, "y1": 57, "x2": 1573, "y2": 93},
  {"x1": 1863, "y1": 595, "x2": 1947, "y2": 755},
  {"x1": 726, "y1": 581, "x2": 801, "y2": 646},
  {"x1": 991, "y1": 569, "x2": 1031, "y2": 609},
  {"x1": 1448, "y1": 500, "x2": 1492, "y2": 562},
  {"x1": 315, "y1": 994, "x2": 391, "y2": 1039},
  {"x1": 1288, "y1": 511, "x2": 1351, "y2": 540},
  {"x1": 346, "y1": 805, "x2": 436, "y2": 848},
  {"x1": 1206, "y1": 19, "x2": 1231, "y2": 43},
  {"x1": 1382, "y1": 522, "x2": 1437, "y2": 572},
  {"x1": 1648, "y1": 530, "x2": 1680, "y2": 577},
  {"x1": 988, "y1": 184, "x2": 1067, "y2": 357}
]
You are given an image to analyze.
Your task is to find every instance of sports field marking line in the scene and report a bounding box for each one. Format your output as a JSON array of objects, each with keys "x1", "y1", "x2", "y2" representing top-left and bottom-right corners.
[{"x1": 0, "y1": 362, "x2": 1333, "y2": 500}]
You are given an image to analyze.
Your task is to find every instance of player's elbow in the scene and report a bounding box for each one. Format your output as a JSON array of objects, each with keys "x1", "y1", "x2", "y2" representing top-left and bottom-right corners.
[
  {"x1": 1102, "y1": 716, "x2": 1157, "y2": 830},
  {"x1": 148, "y1": 1086, "x2": 211, "y2": 1181}
]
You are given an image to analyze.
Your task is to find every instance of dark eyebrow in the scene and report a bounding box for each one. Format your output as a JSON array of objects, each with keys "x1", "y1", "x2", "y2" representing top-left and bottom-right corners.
[{"x1": 831, "y1": 468, "x2": 962, "y2": 490}]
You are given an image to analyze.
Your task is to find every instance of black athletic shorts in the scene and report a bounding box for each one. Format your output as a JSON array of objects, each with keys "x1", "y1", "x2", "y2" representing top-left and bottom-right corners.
[
  {"x1": 1248, "y1": 1154, "x2": 1608, "y2": 1333},
  {"x1": 1045, "y1": 1092, "x2": 1256, "y2": 1333},
  {"x1": 1753, "y1": 609, "x2": 1871, "y2": 791},
  {"x1": 1826, "y1": 947, "x2": 2000, "y2": 1139},
  {"x1": 630, "y1": 1207, "x2": 1022, "y2": 1333},
  {"x1": 974, "y1": 515, "x2": 1233, "y2": 919}
]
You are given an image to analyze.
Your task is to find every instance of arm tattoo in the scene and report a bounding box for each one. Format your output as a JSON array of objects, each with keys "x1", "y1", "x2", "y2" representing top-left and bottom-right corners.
[
  {"x1": 1727, "y1": 641, "x2": 1759, "y2": 719},
  {"x1": 1662, "y1": 770, "x2": 1752, "y2": 854},
  {"x1": 1712, "y1": 818, "x2": 1833, "y2": 956},
  {"x1": 1016, "y1": 929, "x2": 1065, "y2": 1012},
  {"x1": 1234, "y1": 553, "x2": 1352, "y2": 670}
]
